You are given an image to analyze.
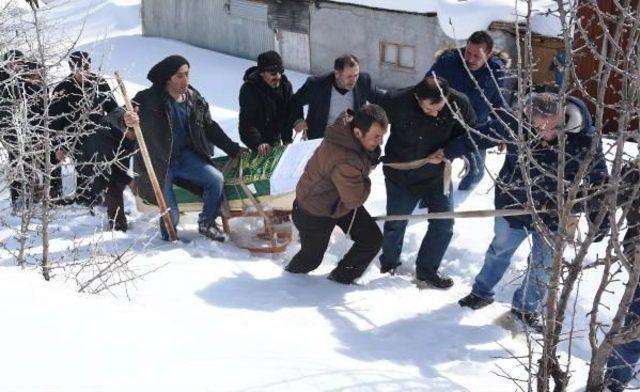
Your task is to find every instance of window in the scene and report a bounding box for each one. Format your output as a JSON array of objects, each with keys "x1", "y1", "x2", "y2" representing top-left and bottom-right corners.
[
  {"x1": 380, "y1": 42, "x2": 416, "y2": 69},
  {"x1": 227, "y1": 0, "x2": 268, "y2": 22}
]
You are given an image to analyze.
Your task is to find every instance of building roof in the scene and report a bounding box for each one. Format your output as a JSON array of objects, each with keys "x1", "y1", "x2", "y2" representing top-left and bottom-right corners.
[{"x1": 325, "y1": 0, "x2": 563, "y2": 39}]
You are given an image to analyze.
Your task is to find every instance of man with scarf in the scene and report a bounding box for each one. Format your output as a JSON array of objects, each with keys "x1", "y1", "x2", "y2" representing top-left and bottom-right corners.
[{"x1": 121, "y1": 55, "x2": 243, "y2": 241}]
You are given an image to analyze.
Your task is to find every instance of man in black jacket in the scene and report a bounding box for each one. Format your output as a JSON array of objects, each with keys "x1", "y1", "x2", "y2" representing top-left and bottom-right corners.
[
  {"x1": 290, "y1": 54, "x2": 384, "y2": 139},
  {"x1": 122, "y1": 55, "x2": 243, "y2": 241},
  {"x1": 239, "y1": 51, "x2": 299, "y2": 156},
  {"x1": 1, "y1": 56, "x2": 54, "y2": 212},
  {"x1": 49, "y1": 51, "x2": 132, "y2": 230},
  {"x1": 379, "y1": 76, "x2": 476, "y2": 289}
]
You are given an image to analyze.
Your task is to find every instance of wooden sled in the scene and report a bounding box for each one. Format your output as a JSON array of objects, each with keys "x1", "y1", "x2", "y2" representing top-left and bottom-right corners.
[
  {"x1": 133, "y1": 140, "x2": 323, "y2": 253},
  {"x1": 134, "y1": 184, "x2": 295, "y2": 254}
]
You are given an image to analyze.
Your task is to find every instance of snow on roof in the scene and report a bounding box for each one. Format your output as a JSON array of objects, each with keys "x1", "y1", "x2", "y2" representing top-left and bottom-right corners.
[{"x1": 328, "y1": 0, "x2": 563, "y2": 39}]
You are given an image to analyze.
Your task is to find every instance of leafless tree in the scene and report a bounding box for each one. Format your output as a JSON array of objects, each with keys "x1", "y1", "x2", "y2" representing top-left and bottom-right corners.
[
  {"x1": 0, "y1": 0, "x2": 156, "y2": 296},
  {"x1": 442, "y1": 0, "x2": 638, "y2": 390}
]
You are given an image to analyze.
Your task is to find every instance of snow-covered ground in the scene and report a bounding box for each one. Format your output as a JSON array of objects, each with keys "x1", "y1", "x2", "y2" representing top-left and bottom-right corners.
[{"x1": 0, "y1": 1, "x2": 625, "y2": 391}]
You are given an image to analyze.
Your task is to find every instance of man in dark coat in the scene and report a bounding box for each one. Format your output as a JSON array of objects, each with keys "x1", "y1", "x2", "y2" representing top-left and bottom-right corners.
[
  {"x1": 285, "y1": 105, "x2": 388, "y2": 284},
  {"x1": 0, "y1": 57, "x2": 57, "y2": 212},
  {"x1": 290, "y1": 54, "x2": 384, "y2": 139},
  {"x1": 122, "y1": 55, "x2": 242, "y2": 241},
  {"x1": 378, "y1": 76, "x2": 476, "y2": 289},
  {"x1": 0, "y1": 50, "x2": 26, "y2": 210},
  {"x1": 453, "y1": 93, "x2": 609, "y2": 330},
  {"x1": 239, "y1": 51, "x2": 300, "y2": 156},
  {"x1": 426, "y1": 30, "x2": 507, "y2": 191},
  {"x1": 49, "y1": 51, "x2": 132, "y2": 230}
]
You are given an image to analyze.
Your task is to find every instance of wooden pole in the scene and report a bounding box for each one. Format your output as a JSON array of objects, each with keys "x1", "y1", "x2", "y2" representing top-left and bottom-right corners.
[
  {"x1": 374, "y1": 208, "x2": 538, "y2": 221},
  {"x1": 114, "y1": 72, "x2": 178, "y2": 241}
]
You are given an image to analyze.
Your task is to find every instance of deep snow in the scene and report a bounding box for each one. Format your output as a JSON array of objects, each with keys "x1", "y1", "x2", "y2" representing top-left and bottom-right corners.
[{"x1": 0, "y1": 1, "x2": 628, "y2": 391}]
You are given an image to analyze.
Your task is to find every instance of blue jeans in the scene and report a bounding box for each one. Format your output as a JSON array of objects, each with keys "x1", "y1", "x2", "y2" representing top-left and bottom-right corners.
[
  {"x1": 160, "y1": 150, "x2": 224, "y2": 240},
  {"x1": 472, "y1": 217, "x2": 554, "y2": 313},
  {"x1": 380, "y1": 178, "x2": 453, "y2": 279},
  {"x1": 458, "y1": 149, "x2": 486, "y2": 190},
  {"x1": 606, "y1": 284, "x2": 640, "y2": 392}
]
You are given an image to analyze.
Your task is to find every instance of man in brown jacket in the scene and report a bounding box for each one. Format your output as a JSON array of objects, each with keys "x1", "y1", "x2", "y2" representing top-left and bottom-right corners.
[{"x1": 285, "y1": 104, "x2": 388, "y2": 284}]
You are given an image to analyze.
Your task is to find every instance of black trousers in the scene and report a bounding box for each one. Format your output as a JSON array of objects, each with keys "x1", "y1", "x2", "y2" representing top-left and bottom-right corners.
[
  {"x1": 286, "y1": 201, "x2": 383, "y2": 283},
  {"x1": 9, "y1": 151, "x2": 61, "y2": 205}
]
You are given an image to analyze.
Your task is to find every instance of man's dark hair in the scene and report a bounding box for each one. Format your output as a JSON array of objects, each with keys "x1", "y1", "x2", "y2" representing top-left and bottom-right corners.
[
  {"x1": 69, "y1": 51, "x2": 91, "y2": 68},
  {"x1": 467, "y1": 31, "x2": 494, "y2": 52},
  {"x1": 529, "y1": 92, "x2": 561, "y2": 116},
  {"x1": 334, "y1": 54, "x2": 359, "y2": 72},
  {"x1": 414, "y1": 76, "x2": 449, "y2": 103},
  {"x1": 351, "y1": 104, "x2": 388, "y2": 134}
]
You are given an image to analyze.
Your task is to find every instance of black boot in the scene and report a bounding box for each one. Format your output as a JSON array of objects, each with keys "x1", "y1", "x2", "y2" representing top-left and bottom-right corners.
[
  {"x1": 327, "y1": 269, "x2": 360, "y2": 285},
  {"x1": 198, "y1": 222, "x2": 226, "y2": 242},
  {"x1": 458, "y1": 293, "x2": 494, "y2": 310},
  {"x1": 416, "y1": 271, "x2": 454, "y2": 289},
  {"x1": 380, "y1": 261, "x2": 401, "y2": 275},
  {"x1": 510, "y1": 309, "x2": 543, "y2": 333}
]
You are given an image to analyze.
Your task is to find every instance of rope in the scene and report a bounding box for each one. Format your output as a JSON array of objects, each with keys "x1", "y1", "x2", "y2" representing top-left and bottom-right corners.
[
  {"x1": 383, "y1": 157, "x2": 453, "y2": 196},
  {"x1": 345, "y1": 207, "x2": 358, "y2": 240},
  {"x1": 443, "y1": 160, "x2": 452, "y2": 196},
  {"x1": 383, "y1": 157, "x2": 433, "y2": 171}
]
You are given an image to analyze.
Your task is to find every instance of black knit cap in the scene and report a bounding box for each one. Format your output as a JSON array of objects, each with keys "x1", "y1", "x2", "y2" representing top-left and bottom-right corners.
[
  {"x1": 147, "y1": 55, "x2": 190, "y2": 86},
  {"x1": 69, "y1": 51, "x2": 91, "y2": 67},
  {"x1": 257, "y1": 51, "x2": 283, "y2": 73}
]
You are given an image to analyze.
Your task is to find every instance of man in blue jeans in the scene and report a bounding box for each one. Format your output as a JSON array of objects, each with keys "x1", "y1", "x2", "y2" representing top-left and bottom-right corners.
[
  {"x1": 122, "y1": 55, "x2": 244, "y2": 241},
  {"x1": 606, "y1": 285, "x2": 640, "y2": 392},
  {"x1": 452, "y1": 93, "x2": 608, "y2": 330},
  {"x1": 604, "y1": 163, "x2": 640, "y2": 392},
  {"x1": 379, "y1": 76, "x2": 476, "y2": 289},
  {"x1": 426, "y1": 31, "x2": 507, "y2": 191}
]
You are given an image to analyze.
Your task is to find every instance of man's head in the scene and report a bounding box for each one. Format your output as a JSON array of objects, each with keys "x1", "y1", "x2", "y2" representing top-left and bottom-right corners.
[
  {"x1": 351, "y1": 104, "x2": 388, "y2": 151},
  {"x1": 529, "y1": 92, "x2": 563, "y2": 142},
  {"x1": 69, "y1": 51, "x2": 91, "y2": 81},
  {"x1": 465, "y1": 31, "x2": 493, "y2": 71},
  {"x1": 334, "y1": 54, "x2": 360, "y2": 91},
  {"x1": 414, "y1": 76, "x2": 449, "y2": 117},
  {"x1": 2, "y1": 50, "x2": 24, "y2": 72},
  {"x1": 257, "y1": 50, "x2": 284, "y2": 88},
  {"x1": 22, "y1": 59, "x2": 44, "y2": 81},
  {"x1": 147, "y1": 55, "x2": 190, "y2": 97}
]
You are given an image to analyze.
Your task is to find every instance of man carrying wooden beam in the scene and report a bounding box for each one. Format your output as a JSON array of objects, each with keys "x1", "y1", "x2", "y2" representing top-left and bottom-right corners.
[{"x1": 120, "y1": 55, "x2": 244, "y2": 241}]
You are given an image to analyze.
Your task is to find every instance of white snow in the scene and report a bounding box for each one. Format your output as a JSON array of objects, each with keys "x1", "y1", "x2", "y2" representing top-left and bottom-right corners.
[
  {"x1": 0, "y1": 1, "x2": 627, "y2": 391},
  {"x1": 329, "y1": 0, "x2": 564, "y2": 39}
]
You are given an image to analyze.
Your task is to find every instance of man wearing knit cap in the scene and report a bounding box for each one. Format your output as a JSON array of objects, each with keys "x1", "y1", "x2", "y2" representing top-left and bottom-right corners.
[
  {"x1": 121, "y1": 55, "x2": 243, "y2": 241},
  {"x1": 50, "y1": 50, "x2": 131, "y2": 230},
  {"x1": 239, "y1": 50, "x2": 300, "y2": 156},
  {"x1": 0, "y1": 49, "x2": 24, "y2": 84}
]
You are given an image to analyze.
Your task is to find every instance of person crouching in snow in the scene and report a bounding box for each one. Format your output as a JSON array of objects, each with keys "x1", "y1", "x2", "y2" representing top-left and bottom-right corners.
[{"x1": 285, "y1": 104, "x2": 388, "y2": 284}]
